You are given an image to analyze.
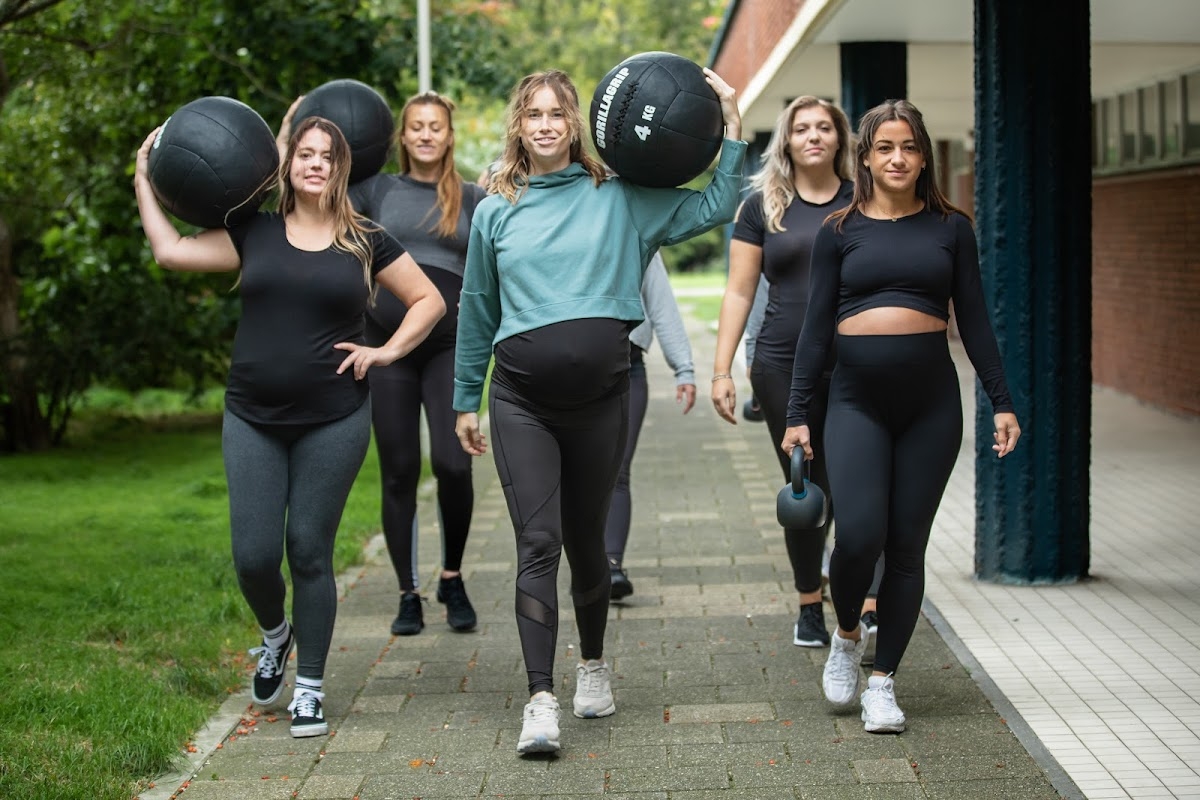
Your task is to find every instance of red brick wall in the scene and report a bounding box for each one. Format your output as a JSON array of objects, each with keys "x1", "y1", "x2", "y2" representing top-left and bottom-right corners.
[
  {"x1": 711, "y1": 0, "x2": 806, "y2": 91},
  {"x1": 1093, "y1": 167, "x2": 1200, "y2": 416}
]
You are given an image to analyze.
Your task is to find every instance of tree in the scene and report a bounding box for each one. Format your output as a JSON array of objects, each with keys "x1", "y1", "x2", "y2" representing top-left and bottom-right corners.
[{"x1": 0, "y1": 0, "x2": 519, "y2": 450}]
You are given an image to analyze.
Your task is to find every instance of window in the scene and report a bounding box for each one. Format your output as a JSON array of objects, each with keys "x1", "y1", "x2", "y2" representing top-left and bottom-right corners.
[
  {"x1": 1186, "y1": 70, "x2": 1200, "y2": 153},
  {"x1": 1139, "y1": 85, "x2": 1159, "y2": 161},
  {"x1": 1091, "y1": 67, "x2": 1200, "y2": 175},
  {"x1": 1120, "y1": 91, "x2": 1138, "y2": 162},
  {"x1": 1163, "y1": 79, "x2": 1181, "y2": 157}
]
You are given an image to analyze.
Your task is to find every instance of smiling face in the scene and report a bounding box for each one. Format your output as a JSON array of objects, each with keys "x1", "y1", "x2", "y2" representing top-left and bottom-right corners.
[
  {"x1": 400, "y1": 102, "x2": 453, "y2": 172},
  {"x1": 864, "y1": 119, "x2": 926, "y2": 195},
  {"x1": 290, "y1": 127, "x2": 334, "y2": 200},
  {"x1": 520, "y1": 85, "x2": 571, "y2": 174},
  {"x1": 787, "y1": 105, "x2": 840, "y2": 172}
]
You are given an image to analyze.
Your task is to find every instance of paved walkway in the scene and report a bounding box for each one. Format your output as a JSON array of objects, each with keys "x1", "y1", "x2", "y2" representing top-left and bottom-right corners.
[{"x1": 144, "y1": 299, "x2": 1199, "y2": 800}]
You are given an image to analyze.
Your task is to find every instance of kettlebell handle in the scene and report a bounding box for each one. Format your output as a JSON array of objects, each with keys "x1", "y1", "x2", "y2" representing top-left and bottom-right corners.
[{"x1": 790, "y1": 446, "x2": 810, "y2": 497}]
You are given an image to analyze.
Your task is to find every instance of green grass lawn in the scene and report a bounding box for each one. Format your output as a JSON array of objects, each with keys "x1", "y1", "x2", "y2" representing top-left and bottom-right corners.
[
  {"x1": 670, "y1": 268, "x2": 728, "y2": 327},
  {"x1": 0, "y1": 389, "x2": 393, "y2": 800}
]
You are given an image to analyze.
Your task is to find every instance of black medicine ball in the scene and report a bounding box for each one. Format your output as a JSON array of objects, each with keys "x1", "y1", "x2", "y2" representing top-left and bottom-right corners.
[
  {"x1": 292, "y1": 79, "x2": 393, "y2": 184},
  {"x1": 147, "y1": 96, "x2": 279, "y2": 229},
  {"x1": 590, "y1": 52, "x2": 724, "y2": 188}
]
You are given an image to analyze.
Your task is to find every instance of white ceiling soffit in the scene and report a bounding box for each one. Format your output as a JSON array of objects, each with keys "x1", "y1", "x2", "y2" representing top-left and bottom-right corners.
[{"x1": 738, "y1": 0, "x2": 1200, "y2": 141}]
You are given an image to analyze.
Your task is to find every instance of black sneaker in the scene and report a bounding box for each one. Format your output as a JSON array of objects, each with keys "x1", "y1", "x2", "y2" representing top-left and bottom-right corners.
[
  {"x1": 250, "y1": 627, "x2": 294, "y2": 706},
  {"x1": 391, "y1": 592, "x2": 424, "y2": 636},
  {"x1": 436, "y1": 575, "x2": 477, "y2": 631},
  {"x1": 793, "y1": 602, "x2": 830, "y2": 647},
  {"x1": 288, "y1": 690, "x2": 328, "y2": 738},
  {"x1": 610, "y1": 564, "x2": 634, "y2": 601}
]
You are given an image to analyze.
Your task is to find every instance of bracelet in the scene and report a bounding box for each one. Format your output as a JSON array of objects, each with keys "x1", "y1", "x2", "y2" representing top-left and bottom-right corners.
[{"x1": 711, "y1": 373, "x2": 733, "y2": 383}]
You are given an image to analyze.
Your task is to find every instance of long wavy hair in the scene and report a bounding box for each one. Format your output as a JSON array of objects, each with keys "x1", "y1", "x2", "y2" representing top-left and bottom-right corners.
[
  {"x1": 277, "y1": 115, "x2": 377, "y2": 295},
  {"x1": 490, "y1": 70, "x2": 606, "y2": 204},
  {"x1": 829, "y1": 99, "x2": 968, "y2": 232},
  {"x1": 750, "y1": 95, "x2": 853, "y2": 233},
  {"x1": 397, "y1": 91, "x2": 464, "y2": 238}
]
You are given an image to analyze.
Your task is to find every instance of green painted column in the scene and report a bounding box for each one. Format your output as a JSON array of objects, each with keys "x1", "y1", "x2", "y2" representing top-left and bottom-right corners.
[
  {"x1": 839, "y1": 42, "x2": 907, "y2": 128},
  {"x1": 973, "y1": 0, "x2": 1091, "y2": 583}
]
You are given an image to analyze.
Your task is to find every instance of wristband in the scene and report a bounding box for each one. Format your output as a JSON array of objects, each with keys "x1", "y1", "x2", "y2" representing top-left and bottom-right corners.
[{"x1": 711, "y1": 373, "x2": 733, "y2": 383}]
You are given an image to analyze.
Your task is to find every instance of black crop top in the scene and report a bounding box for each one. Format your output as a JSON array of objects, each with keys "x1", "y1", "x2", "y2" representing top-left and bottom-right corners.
[{"x1": 787, "y1": 208, "x2": 1014, "y2": 426}]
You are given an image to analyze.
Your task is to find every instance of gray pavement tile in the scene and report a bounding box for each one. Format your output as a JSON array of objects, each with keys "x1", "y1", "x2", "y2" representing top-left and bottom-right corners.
[
  {"x1": 669, "y1": 792, "x2": 797, "y2": 800},
  {"x1": 922, "y1": 777, "x2": 1064, "y2": 799},
  {"x1": 355, "y1": 769, "x2": 486, "y2": 798},
  {"x1": 668, "y1": 741, "x2": 790, "y2": 766},
  {"x1": 851, "y1": 757, "x2": 920, "y2": 783},
  {"x1": 170, "y1": 780, "x2": 298, "y2": 799},
  {"x1": 193, "y1": 752, "x2": 316, "y2": 780},
  {"x1": 910, "y1": 751, "x2": 1047, "y2": 782},
  {"x1": 606, "y1": 763, "x2": 732, "y2": 792},
  {"x1": 295, "y1": 774, "x2": 366, "y2": 798},
  {"x1": 799, "y1": 784, "x2": 927, "y2": 799}
]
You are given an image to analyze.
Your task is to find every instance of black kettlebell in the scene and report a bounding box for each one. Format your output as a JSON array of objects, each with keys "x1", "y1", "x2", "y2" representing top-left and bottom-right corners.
[{"x1": 776, "y1": 446, "x2": 828, "y2": 530}]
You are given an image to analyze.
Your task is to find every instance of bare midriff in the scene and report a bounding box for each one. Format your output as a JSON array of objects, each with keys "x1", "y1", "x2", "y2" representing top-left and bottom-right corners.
[{"x1": 837, "y1": 306, "x2": 947, "y2": 336}]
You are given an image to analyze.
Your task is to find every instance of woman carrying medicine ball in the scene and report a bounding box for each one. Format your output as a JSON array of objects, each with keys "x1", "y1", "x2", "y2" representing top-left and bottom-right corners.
[
  {"x1": 134, "y1": 115, "x2": 444, "y2": 738},
  {"x1": 453, "y1": 68, "x2": 745, "y2": 756}
]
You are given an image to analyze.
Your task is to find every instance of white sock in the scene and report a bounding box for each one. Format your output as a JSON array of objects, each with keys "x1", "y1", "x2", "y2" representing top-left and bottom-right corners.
[
  {"x1": 867, "y1": 674, "x2": 891, "y2": 690},
  {"x1": 262, "y1": 620, "x2": 290, "y2": 650},
  {"x1": 295, "y1": 676, "x2": 323, "y2": 698}
]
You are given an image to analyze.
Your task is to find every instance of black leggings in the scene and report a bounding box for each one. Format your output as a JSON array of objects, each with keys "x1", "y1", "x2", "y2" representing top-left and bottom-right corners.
[
  {"x1": 369, "y1": 340, "x2": 473, "y2": 592},
  {"x1": 751, "y1": 361, "x2": 832, "y2": 595},
  {"x1": 603, "y1": 347, "x2": 649, "y2": 564},
  {"x1": 825, "y1": 332, "x2": 963, "y2": 675},
  {"x1": 489, "y1": 380, "x2": 628, "y2": 696}
]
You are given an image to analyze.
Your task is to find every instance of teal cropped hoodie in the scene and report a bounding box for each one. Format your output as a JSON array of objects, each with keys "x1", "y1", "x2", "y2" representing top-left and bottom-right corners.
[{"x1": 453, "y1": 139, "x2": 746, "y2": 412}]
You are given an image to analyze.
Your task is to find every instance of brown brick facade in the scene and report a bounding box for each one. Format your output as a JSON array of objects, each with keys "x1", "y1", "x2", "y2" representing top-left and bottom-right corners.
[
  {"x1": 711, "y1": 0, "x2": 806, "y2": 92},
  {"x1": 1093, "y1": 167, "x2": 1200, "y2": 416}
]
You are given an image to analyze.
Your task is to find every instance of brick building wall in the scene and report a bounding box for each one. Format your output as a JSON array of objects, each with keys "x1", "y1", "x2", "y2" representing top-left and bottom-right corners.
[
  {"x1": 711, "y1": 0, "x2": 806, "y2": 93},
  {"x1": 1093, "y1": 167, "x2": 1200, "y2": 416}
]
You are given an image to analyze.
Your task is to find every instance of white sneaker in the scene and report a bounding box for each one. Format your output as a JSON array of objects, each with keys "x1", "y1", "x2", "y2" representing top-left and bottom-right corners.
[
  {"x1": 861, "y1": 674, "x2": 906, "y2": 733},
  {"x1": 822, "y1": 626, "x2": 868, "y2": 706},
  {"x1": 517, "y1": 693, "x2": 561, "y2": 754},
  {"x1": 573, "y1": 659, "x2": 616, "y2": 718}
]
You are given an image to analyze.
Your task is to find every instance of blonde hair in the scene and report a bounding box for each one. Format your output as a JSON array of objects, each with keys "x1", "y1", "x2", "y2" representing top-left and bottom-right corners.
[
  {"x1": 830, "y1": 99, "x2": 968, "y2": 233},
  {"x1": 490, "y1": 70, "x2": 606, "y2": 204},
  {"x1": 749, "y1": 96, "x2": 853, "y2": 233},
  {"x1": 277, "y1": 116, "x2": 378, "y2": 297},
  {"x1": 397, "y1": 91, "x2": 464, "y2": 238}
]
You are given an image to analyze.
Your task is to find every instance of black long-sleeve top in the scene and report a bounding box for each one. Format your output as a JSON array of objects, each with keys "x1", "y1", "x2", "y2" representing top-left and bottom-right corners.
[{"x1": 787, "y1": 208, "x2": 1014, "y2": 426}]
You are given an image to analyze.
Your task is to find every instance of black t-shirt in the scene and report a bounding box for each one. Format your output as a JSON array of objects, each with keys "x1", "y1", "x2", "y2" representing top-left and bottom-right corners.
[
  {"x1": 225, "y1": 212, "x2": 406, "y2": 425},
  {"x1": 788, "y1": 208, "x2": 1015, "y2": 426},
  {"x1": 732, "y1": 182, "x2": 853, "y2": 371}
]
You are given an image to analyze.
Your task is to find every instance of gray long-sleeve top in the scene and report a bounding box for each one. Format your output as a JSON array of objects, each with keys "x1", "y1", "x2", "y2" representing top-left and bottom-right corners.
[{"x1": 629, "y1": 252, "x2": 695, "y2": 386}]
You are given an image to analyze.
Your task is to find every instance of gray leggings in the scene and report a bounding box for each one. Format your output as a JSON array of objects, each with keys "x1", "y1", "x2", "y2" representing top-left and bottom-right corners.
[{"x1": 222, "y1": 401, "x2": 371, "y2": 678}]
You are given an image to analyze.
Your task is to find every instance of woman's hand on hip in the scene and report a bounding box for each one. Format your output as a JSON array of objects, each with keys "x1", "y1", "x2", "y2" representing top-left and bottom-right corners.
[
  {"x1": 333, "y1": 342, "x2": 400, "y2": 380},
  {"x1": 455, "y1": 412, "x2": 487, "y2": 456}
]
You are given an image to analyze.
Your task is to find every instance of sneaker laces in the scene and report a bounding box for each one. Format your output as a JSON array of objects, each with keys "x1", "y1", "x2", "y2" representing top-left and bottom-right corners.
[
  {"x1": 827, "y1": 635, "x2": 861, "y2": 683},
  {"x1": 250, "y1": 642, "x2": 285, "y2": 678},
  {"x1": 288, "y1": 689, "x2": 324, "y2": 717},
  {"x1": 577, "y1": 661, "x2": 608, "y2": 694},
  {"x1": 525, "y1": 695, "x2": 558, "y2": 722}
]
